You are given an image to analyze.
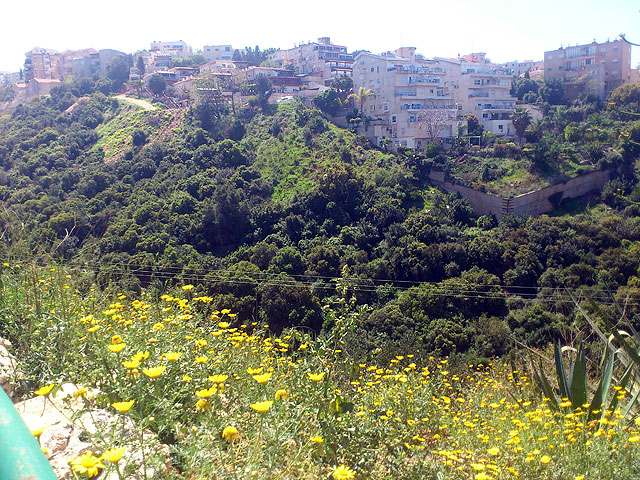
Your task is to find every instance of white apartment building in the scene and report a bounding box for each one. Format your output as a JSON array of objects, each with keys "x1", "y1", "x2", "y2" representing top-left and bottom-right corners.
[
  {"x1": 267, "y1": 37, "x2": 353, "y2": 86},
  {"x1": 438, "y1": 53, "x2": 516, "y2": 137},
  {"x1": 150, "y1": 40, "x2": 192, "y2": 59},
  {"x1": 353, "y1": 47, "x2": 457, "y2": 148},
  {"x1": 203, "y1": 45, "x2": 233, "y2": 62}
]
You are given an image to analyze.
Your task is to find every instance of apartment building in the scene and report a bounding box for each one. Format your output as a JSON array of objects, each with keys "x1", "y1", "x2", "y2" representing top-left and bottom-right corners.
[
  {"x1": 267, "y1": 37, "x2": 353, "y2": 86},
  {"x1": 544, "y1": 38, "x2": 636, "y2": 100},
  {"x1": 24, "y1": 48, "x2": 59, "y2": 81},
  {"x1": 150, "y1": 40, "x2": 192, "y2": 59},
  {"x1": 352, "y1": 48, "x2": 457, "y2": 148},
  {"x1": 203, "y1": 45, "x2": 233, "y2": 62},
  {"x1": 438, "y1": 53, "x2": 516, "y2": 137},
  {"x1": 502, "y1": 59, "x2": 543, "y2": 77}
]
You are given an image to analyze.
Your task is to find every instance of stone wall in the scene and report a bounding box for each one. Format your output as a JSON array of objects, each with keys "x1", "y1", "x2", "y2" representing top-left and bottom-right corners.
[{"x1": 428, "y1": 169, "x2": 611, "y2": 218}]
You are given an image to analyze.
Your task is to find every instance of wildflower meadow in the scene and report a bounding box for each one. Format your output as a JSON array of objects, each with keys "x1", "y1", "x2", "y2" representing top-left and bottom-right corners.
[{"x1": 2, "y1": 264, "x2": 639, "y2": 479}]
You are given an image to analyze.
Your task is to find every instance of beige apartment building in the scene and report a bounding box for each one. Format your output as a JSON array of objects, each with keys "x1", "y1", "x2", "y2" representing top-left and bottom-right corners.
[
  {"x1": 24, "y1": 48, "x2": 59, "y2": 81},
  {"x1": 438, "y1": 53, "x2": 516, "y2": 137},
  {"x1": 267, "y1": 37, "x2": 353, "y2": 86},
  {"x1": 352, "y1": 48, "x2": 457, "y2": 148},
  {"x1": 544, "y1": 38, "x2": 636, "y2": 100},
  {"x1": 352, "y1": 49, "x2": 516, "y2": 147}
]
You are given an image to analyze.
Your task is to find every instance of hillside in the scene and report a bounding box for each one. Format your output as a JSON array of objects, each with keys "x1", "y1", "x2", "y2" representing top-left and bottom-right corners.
[{"x1": 1, "y1": 81, "x2": 640, "y2": 364}]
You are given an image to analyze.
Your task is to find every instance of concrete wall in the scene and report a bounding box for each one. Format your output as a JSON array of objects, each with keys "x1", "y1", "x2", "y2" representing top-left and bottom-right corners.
[{"x1": 428, "y1": 169, "x2": 611, "y2": 218}]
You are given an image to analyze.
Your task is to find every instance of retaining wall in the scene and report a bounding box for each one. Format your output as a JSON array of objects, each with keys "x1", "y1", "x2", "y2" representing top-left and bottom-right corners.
[{"x1": 428, "y1": 169, "x2": 611, "y2": 218}]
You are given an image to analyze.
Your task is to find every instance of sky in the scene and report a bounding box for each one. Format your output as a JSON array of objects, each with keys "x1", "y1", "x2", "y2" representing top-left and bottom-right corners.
[{"x1": 1, "y1": 0, "x2": 639, "y2": 72}]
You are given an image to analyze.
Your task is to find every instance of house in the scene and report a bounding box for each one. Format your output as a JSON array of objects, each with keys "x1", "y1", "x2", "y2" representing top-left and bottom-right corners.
[
  {"x1": 244, "y1": 66, "x2": 301, "y2": 94},
  {"x1": 352, "y1": 48, "x2": 457, "y2": 148},
  {"x1": 199, "y1": 60, "x2": 237, "y2": 74},
  {"x1": 29, "y1": 78, "x2": 61, "y2": 96},
  {"x1": 438, "y1": 53, "x2": 516, "y2": 137},
  {"x1": 544, "y1": 38, "x2": 638, "y2": 100},
  {"x1": 267, "y1": 37, "x2": 353, "y2": 86}
]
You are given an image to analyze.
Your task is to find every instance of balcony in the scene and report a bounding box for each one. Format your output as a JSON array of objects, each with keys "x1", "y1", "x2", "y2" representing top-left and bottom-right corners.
[
  {"x1": 395, "y1": 91, "x2": 417, "y2": 97},
  {"x1": 388, "y1": 65, "x2": 446, "y2": 74},
  {"x1": 408, "y1": 76, "x2": 440, "y2": 84},
  {"x1": 469, "y1": 92, "x2": 489, "y2": 98},
  {"x1": 475, "y1": 103, "x2": 515, "y2": 111}
]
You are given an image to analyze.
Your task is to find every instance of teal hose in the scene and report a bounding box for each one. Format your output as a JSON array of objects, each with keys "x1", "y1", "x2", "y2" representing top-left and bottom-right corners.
[{"x1": 0, "y1": 388, "x2": 57, "y2": 480}]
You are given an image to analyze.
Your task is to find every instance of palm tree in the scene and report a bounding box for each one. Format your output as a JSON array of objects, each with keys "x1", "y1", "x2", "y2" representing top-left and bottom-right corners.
[
  {"x1": 511, "y1": 106, "x2": 531, "y2": 143},
  {"x1": 347, "y1": 87, "x2": 374, "y2": 116}
]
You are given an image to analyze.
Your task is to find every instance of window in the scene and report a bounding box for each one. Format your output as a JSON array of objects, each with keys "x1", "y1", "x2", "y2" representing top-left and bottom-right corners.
[
  {"x1": 547, "y1": 54, "x2": 553, "y2": 60},
  {"x1": 585, "y1": 59, "x2": 592, "y2": 65},
  {"x1": 391, "y1": 115, "x2": 397, "y2": 123},
  {"x1": 498, "y1": 124, "x2": 504, "y2": 131},
  {"x1": 370, "y1": 67, "x2": 374, "y2": 72}
]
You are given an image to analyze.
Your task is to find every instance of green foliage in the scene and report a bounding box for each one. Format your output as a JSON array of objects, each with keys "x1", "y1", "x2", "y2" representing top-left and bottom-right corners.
[
  {"x1": 313, "y1": 88, "x2": 342, "y2": 116},
  {"x1": 607, "y1": 82, "x2": 640, "y2": 121},
  {"x1": 147, "y1": 74, "x2": 166, "y2": 96}
]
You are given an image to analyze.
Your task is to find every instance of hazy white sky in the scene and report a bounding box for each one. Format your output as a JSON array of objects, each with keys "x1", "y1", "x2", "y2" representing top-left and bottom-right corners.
[{"x1": 1, "y1": 0, "x2": 638, "y2": 72}]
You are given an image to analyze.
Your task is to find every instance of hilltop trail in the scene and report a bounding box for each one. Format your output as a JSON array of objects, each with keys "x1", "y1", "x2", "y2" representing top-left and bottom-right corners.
[{"x1": 115, "y1": 95, "x2": 158, "y2": 111}]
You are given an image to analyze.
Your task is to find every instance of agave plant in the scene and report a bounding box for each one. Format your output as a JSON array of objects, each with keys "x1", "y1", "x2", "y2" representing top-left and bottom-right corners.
[{"x1": 532, "y1": 340, "x2": 639, "y2": 421}]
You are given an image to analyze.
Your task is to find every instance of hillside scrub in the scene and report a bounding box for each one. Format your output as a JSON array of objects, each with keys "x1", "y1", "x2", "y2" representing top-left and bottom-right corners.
[{"x1": 1, "y1": 82, "x2": 640, "y2": 363}]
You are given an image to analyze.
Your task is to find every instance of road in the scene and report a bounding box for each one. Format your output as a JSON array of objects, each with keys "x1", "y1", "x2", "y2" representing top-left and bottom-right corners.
[{"x1": 115, "y1": 95, "x2": 158, "y2": 111}]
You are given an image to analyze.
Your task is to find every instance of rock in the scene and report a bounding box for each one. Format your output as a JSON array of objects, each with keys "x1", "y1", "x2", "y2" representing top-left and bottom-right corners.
[
  {"x1": 0, "y1": 338, "x2": 18, "y2": 398},
  {"x1": 15, "y1": 383, "x2": 169, "y2": 479}
]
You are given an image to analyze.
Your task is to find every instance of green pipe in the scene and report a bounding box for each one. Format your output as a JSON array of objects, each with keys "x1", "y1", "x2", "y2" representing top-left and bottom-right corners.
[{"x1": 0, "y1": 388, "x2": 57, "y2": 480}]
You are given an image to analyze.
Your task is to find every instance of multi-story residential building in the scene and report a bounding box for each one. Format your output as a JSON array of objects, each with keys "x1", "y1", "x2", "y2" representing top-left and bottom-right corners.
[
  {"x1": 24, "y1": 48, "x2": 59, "y2": 81},
  {"x1": 203, "y1": 45, "x2": 233, "y2": 62},
  {"x1": 150, "y1": 40, "x2": 192, "y2": 59},
  {"x1": 438, "y1": 53, "x2": 516, "y2": 137},
  {"x1": 502, "y1": 59, "x2": 543, "y2": 77},
  {"x1": 353, "y1": 47, "x2": 457, "y2": 148},
  {"x1": 544, "y1": 38, "x2": 636, "y2": 100},
  {"x1": 25, "y1": 48, "x2": 127, "y2": 82},
  {"x1": 267, "y1": 37, "x2": 353, "y2": 86}
]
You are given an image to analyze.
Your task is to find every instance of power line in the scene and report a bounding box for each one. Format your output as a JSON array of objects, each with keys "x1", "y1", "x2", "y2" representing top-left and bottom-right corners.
[{"x1": 5, "y1": 256, "x2": 637, "y2": 307}]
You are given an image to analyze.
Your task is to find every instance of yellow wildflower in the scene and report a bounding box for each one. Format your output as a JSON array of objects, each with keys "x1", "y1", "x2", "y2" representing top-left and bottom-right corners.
[
  {"x1": 275, "y1": 389, "x2": 288, "y2": 401},
  {"x1": 69, "y1": 451, "x2": 104, "y2": 478},
  {"x1": 253, "y1": 372, "x2": 272, "y2": 384},
  {"x1": 308, "y1": 372, "x2": 325, "y2": 382},
  {"x1": 208, "y1": 374, "x2": 228, "y2": 383},
  {"x1": 101, "y1": 447, "x2": 126, "y2": 463},
  {"x1": 34, "y1": 384, "x2": 55, "y2": 396},
  {"x1": 250, "y1": 401, "x2": 273, "y2": 413},
  {"x1": 164, "y1": 351, "x2": 183, "y2": 361},
  {"x1": 112, "y1": 400, "x2": 135, "y2": 413},
  {"x1": 195, "y1": 399, "x2": 211, "y2": 412},
  {"x1": 221, "y1": 426, "x2": 239, "y2": 442},
  {"x1": 142, "y1": 366, "x2": 166, "y2": 378},
  {"x1": 108, "y1": 343, "x2": 126, "y2": 353},
  {"x1": 74, "y1": 388, "x2": 88, "y2": 400},
  {"x1": 123, "y1": 359, "x2": 140, "y2": 369},
  {"x1": 332, "y1": 465, "x2": 355, "y2": 480}
]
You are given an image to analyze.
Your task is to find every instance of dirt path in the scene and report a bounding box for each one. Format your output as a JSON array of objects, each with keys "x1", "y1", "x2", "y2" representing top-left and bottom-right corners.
[{"x1": 115, "y1": 95, "x2": 158, "y2": 111}]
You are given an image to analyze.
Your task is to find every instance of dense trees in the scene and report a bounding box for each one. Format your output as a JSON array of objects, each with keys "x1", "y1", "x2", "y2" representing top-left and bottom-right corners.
[{"x1": 0, "y1": 82, "x2": 639, "y2": 362}]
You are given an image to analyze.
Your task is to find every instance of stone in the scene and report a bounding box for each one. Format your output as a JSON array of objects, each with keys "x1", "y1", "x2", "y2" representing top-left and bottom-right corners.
[
  {"x1": 15, "y1": 383, "x2": 169, "y2": 479},
  {"x1": 0, "y1": 338, "x2": 18, "y2": 399}
]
